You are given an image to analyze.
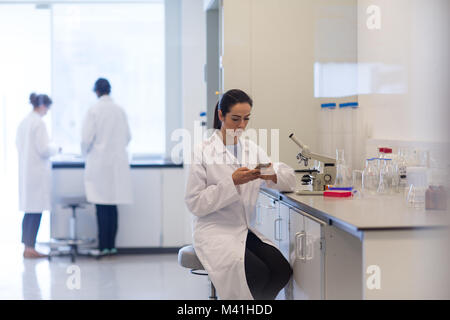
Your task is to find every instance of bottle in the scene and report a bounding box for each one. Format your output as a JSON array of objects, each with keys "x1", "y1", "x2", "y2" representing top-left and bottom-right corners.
[
  {"x1": 319, "y1": 103, "x2": 336, "y2": 156},
  {"x1": 387, "y1": 158, "x2": 399, "y2": 193},
  {"x1": 377, "y1": 147, "x2": 385, "y2": 160},
  {"x1": 397, "y1": 148, "x2": 408, "y2": 195}
]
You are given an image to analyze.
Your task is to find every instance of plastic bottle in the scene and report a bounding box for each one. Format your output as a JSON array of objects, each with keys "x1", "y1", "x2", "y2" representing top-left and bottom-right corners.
[
  {"x1": 340, "y1": 102, "x2": 358, "y2": 169},
  {"x1": 377, "y1": 158, "x2": 389, "y2": 194},
  {"x1": 319, "y1": 103, "x2": 336, "y2": 156},
  {"x1": 397, "y1": 148, "x2": 409, "y2": 195},
  {"x1": 377, "y1": 147, "x2": 386, "y2": 160}
]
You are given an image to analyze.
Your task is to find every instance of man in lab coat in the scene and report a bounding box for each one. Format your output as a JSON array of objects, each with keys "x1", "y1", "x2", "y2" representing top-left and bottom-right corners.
[{"x1": 81, "y1": 78, "x2": 133, "y2": 256}]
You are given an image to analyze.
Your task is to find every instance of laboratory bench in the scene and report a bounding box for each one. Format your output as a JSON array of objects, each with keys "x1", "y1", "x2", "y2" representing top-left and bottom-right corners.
[
  {"x1": 51, "y1": 155, "x2": 183, "y2": 169},
  {"x1": 256, "y1": 187, "x2": 449, "y2": 299},
  {"x1": 50, "y1": 155, "x2": 188, "y2": 252}
]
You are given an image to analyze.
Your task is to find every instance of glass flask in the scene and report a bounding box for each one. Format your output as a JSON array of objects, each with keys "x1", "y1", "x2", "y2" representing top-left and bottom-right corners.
[
  {"x1": 362, "y1": 158, "x2": 379, "y2": 195},
  {"x1": 335, "y1": 149, "x2": 351, "y2": 187}
]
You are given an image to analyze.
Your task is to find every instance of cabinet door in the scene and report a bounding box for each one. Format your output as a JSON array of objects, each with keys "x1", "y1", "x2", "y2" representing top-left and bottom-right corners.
[
  {"x1": 254, "y1": 193, "x2": 278, "y2": 245},
  {"x1": 289, "y1": 208, "x2": 324, "y2": 300},
  {"x1": 301, "y1": 214, "x2": 325, "y2": 299},
  {"x1": 289, "y1": 208, "x2": 305, "y2": 299},
  {"x1": 277, "y1": 203, "x2": 291, "y2": 300},
  {"x1": 278, "y1": 203, "x2": 290, "y2": 261}
]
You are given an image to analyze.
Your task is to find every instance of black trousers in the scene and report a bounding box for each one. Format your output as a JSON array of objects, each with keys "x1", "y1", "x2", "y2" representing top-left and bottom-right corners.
[
  {"x1": 21, "y1": 213, "x2": 42, "y2": 248},
  {"x1": 244, "y1": 230, "x2": 292, "y2": 300},
  {"x1": 95, "y1": 204, "x2": 118, "y2": 250}
]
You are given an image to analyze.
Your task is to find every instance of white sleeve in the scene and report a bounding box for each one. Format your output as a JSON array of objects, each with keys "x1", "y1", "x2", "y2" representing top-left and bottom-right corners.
[
  {"x1": 184, "y1": 146, "x2": 240, "y2": 217},
  {"x1": 81, "y1": 109, "x2": 96, "y2": 156},
  {"x1": 34, "y1": 121, "x2": 58, "y2": 158},
  {"x1": 263, "y1": 162, "x2": 296, "y2": 192}
]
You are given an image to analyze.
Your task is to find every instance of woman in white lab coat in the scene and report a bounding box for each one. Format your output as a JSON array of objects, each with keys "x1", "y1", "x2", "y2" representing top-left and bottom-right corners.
[
  {"x1": 185, "y1": 89, "x2": 295, "y2": 300},
  {"x1": 16, "y1": 93, "x2": 59, "y2": 258},
  {"x1": 81, "y1": 78, "x2": 133, "y2": 256}
]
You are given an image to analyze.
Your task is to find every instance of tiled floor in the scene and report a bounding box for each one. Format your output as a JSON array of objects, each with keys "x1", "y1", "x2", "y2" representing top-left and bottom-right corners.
[{"x1": 0, "y1": 244, "x2": 210, "y2": 300}]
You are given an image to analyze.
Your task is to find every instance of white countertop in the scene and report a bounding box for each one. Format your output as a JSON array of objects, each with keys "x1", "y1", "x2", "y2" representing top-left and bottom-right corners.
[{"x1": 263, "y1": 188, "x2": 449, "y2": 231}]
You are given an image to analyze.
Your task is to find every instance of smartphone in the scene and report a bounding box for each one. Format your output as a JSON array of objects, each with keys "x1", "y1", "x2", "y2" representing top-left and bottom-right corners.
[{"x1": 255, "y1": 163, "x2": 271, "y2": 169}]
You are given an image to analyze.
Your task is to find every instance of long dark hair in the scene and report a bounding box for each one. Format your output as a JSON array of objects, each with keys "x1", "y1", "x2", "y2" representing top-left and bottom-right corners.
[
  {"x1": 29, "y1": 93, "x2": 52, "y2": 108},
  {"x1": 213, "y1": 89, "x2": 253, "y2": 129}
]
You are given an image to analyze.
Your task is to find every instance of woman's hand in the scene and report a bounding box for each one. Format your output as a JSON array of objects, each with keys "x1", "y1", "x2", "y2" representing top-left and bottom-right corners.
[
  {"x1": 232, "y1": 167, "x2": 261, "y2": 185},
  {"x1": 259, "y1": 174, "x2": 277, "y2": 184},
  {"x1": 259, "y1": 163, "x2": 277, "y2": 184}
]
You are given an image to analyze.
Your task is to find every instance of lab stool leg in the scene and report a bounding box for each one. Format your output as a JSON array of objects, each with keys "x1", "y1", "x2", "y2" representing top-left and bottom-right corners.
[{"x1": 209, "y1": 278, "x2": 217, "y2": 300}]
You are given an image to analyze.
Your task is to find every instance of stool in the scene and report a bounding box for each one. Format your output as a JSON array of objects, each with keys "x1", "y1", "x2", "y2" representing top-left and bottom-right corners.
[
  {"x1": 49, "y1": 196, "x2": 95, "y2": 263},
  {"x1": 178, "y1": 245, "x2": 217, "y2": 300}
]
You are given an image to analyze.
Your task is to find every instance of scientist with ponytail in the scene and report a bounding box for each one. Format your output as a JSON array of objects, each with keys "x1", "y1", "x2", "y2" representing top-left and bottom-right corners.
[
  {"x1": 16, "y1": 93, "x2": 60, "y2": 258},
  {"x1": 185, "y1": 89, "x2": 295, "y2": 300}
]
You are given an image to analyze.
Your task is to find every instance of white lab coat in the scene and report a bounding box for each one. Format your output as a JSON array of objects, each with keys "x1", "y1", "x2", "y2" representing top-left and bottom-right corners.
[
  {"x1": 185, "y1": 130, "x2": 296, "y2": 300},
  {"x1": 16, "y1": 111, "x2": 58, "y2": 213},
  {"x1": 81, "y1": 95, "x2": 133, "y2": 205}
]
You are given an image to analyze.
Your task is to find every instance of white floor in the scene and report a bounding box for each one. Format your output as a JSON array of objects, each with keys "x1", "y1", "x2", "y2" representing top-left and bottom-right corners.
[{"x1": 0, "y1": 244, "x2": 210, "y2": 300}]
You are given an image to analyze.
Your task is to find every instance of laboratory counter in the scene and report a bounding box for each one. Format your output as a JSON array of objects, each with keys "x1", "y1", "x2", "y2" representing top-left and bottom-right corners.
[
  {"x1": 49, "y1": 154, "x2": 188, "y2": 250},
  {"x1": 51, "y1": 154, "x2": 183, "y2": 169},
  {"x1": 257, "y1": 187, "x2": 449, "y2": 299},
  {"x1": 261, "y1": 187, "x2": 449, "y2": 237}
]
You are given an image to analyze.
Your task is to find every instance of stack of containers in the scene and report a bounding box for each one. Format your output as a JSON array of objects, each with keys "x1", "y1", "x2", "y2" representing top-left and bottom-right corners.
[
  {"x1": 319, "y1": 101, "x2": 364, "y2": 179},
  {"x1": 318, "y1": 103, "x2": 336, "y2": 158},
  {"x1": 340, "y1": 102, "x2": 358, "y2": 170}
]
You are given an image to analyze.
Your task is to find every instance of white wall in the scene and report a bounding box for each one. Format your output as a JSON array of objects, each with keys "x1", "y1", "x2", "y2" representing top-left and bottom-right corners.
[
  {"x1": 181, "y1": 0, "x2": 207, "y2": 245},
  {"x1": 221, "y1": 0, "x2": 359, "y2": 169},
  {"x1": 220, "y1": 0, "x2": 449, "y2": 169},
  {"x1": 357, "y1": 0, "x2": 450, "y2": 144}
]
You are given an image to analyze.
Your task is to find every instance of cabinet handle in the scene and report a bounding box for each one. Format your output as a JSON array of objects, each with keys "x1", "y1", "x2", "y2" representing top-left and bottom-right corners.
[
  {"x1": 295, "y1": 231, "x2": 306, "y2": 261},
  {"x1": 274, "y1": 218, "x2": 281, "y2": 241},
  {"x1": 257, "y1": 204, "x2": 277, "y2": 210}
]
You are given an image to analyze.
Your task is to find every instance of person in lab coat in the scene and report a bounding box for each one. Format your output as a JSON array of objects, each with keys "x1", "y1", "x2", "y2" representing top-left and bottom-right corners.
[
  {"x1": 81, "y1": 78, "x2": 133, "y2": 257},
  {"x1": 185, "y1": 89, "x2": 295, "y2": 300},
  {"x1": 16, "y1": 93, "x2": 60, "y2": 258}
]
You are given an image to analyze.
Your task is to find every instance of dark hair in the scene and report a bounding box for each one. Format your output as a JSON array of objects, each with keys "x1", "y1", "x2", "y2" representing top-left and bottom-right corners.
[
  {"x1": 213, "y1": 89, "x2": 253, "y2": 129},
  {"x1": 29, "y1": 93, "x2": 52, "y2": 108},
  {"x1": 93, "y1": 78, "x2": 111, "y2": 96}
]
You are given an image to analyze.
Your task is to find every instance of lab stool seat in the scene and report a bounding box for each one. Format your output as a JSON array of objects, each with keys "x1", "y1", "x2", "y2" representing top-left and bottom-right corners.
[
  {"x1": 49, "y1": 197, "x2": 95, "y2": 263},
  {"x1": 178, "y1": 245, "x2": 217, "y2": 300}
]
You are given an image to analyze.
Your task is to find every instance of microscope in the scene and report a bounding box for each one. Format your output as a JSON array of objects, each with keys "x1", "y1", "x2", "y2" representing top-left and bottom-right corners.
[{"x1": 289, "y1": 133, "x2": 336, "y2": 194}]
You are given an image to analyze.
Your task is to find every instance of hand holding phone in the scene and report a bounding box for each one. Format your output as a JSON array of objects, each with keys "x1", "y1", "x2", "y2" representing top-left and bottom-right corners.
[{"x1": 255, "y1": 163, "x2": 271, "y2": 169}]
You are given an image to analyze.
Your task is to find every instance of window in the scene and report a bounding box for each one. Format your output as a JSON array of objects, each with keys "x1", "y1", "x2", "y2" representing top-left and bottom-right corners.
[
  {"x1": 52, "y1": 2, "x2": 165, "y2": 155},
  {"x1": 0, "y1": 1, "x2": 166, "y2": 245}
]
